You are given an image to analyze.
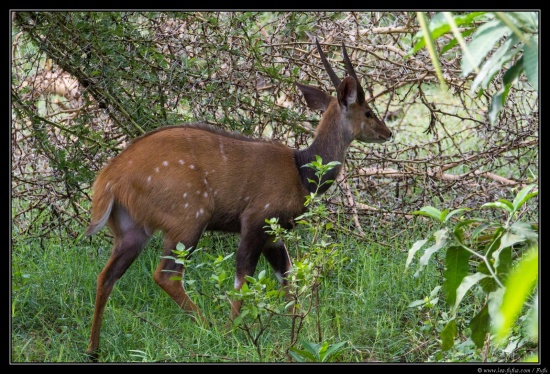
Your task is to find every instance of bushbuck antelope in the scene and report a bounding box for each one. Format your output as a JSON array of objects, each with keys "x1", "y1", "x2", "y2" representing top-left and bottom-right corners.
[{"x1": 85, "y1": 39, "x2": 392, "y2": 360}]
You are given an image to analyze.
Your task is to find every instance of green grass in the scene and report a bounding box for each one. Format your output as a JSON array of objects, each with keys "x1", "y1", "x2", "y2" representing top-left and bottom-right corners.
[{"x1": 11, "y1": 221, "x2": 445, "y2": 363}]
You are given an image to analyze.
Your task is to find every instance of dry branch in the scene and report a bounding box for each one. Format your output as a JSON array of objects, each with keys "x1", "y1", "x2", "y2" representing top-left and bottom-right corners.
[{"x1": 11, "y1": 11, "x2": 538, "y2": 240}]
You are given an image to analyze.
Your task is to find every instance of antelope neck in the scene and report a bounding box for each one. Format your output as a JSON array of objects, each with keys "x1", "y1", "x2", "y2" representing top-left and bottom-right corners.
[{"x1": 294, "y1": 122, "x2": 353, "y2": 194}]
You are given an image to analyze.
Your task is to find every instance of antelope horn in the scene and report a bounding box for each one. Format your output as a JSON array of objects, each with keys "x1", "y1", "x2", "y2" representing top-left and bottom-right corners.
[
  {"x1": 315, "y1": 38, "x2": 341, "y2": 90},
  {"x1": 341, "y1": 41, "x2": 366, "y2": 103}
]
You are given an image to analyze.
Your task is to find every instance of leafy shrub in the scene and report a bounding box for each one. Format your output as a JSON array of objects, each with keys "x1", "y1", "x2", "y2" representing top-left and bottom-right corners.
[{"x1": 405, "y1": 184, "x2": 538, "y2": 360}]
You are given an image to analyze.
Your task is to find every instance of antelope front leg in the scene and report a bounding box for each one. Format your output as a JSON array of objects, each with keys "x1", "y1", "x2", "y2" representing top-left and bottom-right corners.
[
  {"x1": 230, "y1": 227, "x2": 265, "y2": 319},
  {"x1": 262, "y1": 238, "x2": 294, "y2": 312}
]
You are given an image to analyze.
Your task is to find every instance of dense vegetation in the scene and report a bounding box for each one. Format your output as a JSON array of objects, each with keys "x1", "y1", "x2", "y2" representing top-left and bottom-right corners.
[{"x1": 11, "y1": 11, "x2": 538, "y2": 363}]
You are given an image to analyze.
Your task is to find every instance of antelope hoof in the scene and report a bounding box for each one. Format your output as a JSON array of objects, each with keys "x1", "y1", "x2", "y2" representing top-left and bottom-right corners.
[{"x1": 86, "y1": 350, "x2": 99, "y2": 363}]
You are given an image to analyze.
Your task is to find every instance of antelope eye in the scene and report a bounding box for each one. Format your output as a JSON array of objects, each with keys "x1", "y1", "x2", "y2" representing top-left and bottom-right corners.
[{"x1": 365, "y1": 110, "x2": 373, "y2": 118}]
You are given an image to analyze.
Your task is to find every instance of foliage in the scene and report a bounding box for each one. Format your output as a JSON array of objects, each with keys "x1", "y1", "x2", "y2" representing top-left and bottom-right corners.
[
  {"x1": 288, "y1": 338, "x2": 347, "y2": 362},
  {"x1": 411, "y1": 11, "x2": 538, "y2": 123},
  {"x1": 405, "y1": 184, "x2": 538, "y2": 359},
  {"x1": 163, "y1": 157, "x2": 347, "y2": 361},
  {"x1": 493, "y1": 243, "x2": 538, "y2": 361}
]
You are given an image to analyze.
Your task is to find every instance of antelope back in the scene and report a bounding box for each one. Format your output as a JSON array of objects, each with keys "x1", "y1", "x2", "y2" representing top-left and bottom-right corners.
[{"x1": 87, "y1": 125, "x2": 308, "y2": 241}]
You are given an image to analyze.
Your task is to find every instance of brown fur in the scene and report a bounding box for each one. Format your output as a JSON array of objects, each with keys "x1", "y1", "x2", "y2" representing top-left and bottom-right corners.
[
  {"x1": 89, "y1": 125, "x2": 306, "y2": 238},
  {"x1": 84, "y1": 41, "x2": 392, "y2": 361}
]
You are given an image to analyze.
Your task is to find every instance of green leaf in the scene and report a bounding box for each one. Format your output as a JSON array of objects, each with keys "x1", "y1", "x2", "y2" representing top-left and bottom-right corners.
[
  {"x1": 322, "y1": 341, "x2": 347, "y2": 362},
  {"x1": 494, "y1": 12, "x2": 532, "y2": 44},
  {"x1": 409, "y1": 12, "x2": 449, "y2": 55},
  {"x1": 232, "y1": 315, "x2": 243, "y2": 326},
  {"x1": 452, "y1": 272, "x2": 489, "y2": 315},
  {"x1": 443, "y1": 247, "x2": 470, "y2": 308},
  {"x1": 258, "y1": 269, "x2": 266, "y2": 280},
  {"x1": 494, "y1": 244, "x2": 538, "y2": 343},
  {"x1": 478, "y1": 261, "x2": 497, "y2": 293},
  {"x1": 455, "y1": 218, "x2": 486, "y2": 232},
  {"x1": 511, "y1": 184, "x2": 538, "y2": 211},
  {"x1": 453, "y1": 11, "x2": 488, "y2": 27},
  {"x1": 526, "y1": 291, "x2": 538, "y2": 342},
  {"x1": 244, "y1": 276, "x2": 256, "y2": 284},
  {"x1": 492, "y1": 232, "x2": 525, "y2": 268},
  {"x1": 488, "y1": 83, "x2": 512, "y2": 124},
  {"x1": 416, "y1": 12, "x2": 447, "y2": 90},
  {"x1": 409, "y1": 12, "x2": 486, "y2": 56},
  {"x1": 408, "y1": 299, "x2": 427, "y2": 308},
  {"x1": 405, "y1": 238, "x2": 428, "y2": 270},
  {"x1": 300, "y1": 340, "x2": 321, "y2": 361},
  {"x1": 462, "y1": 19, "x2": 511, "y2": 76},
  {"x1": 471, "y1": 34, "x2": 520, "y2": 93},
  {"x1": 496, "y1": 246, "x2": 512, "y2": 278},
  {"x1": 510, "y1": 221, "x2": 538, "y2": 242},
  {"x1": 415, "y1": 229, "x2": 449, "y2": 277},
  {"x1": 441, "y1": 28, "x2": 475, "y2": 54},
  {"x1": 288, "y1": 348, "x2": 313, "y2": 362},
  {"x1": 505, "y1": 12, "x2": 538, "y2": 31},
  {"x1": 430, "y1": 285, "x2": 442, "y2": 299},
  {"x1": 471, "y1": 221, "x2": 497, "y2": 239},
  {"x1": 502, "y1": 55, "x2": 524, "y2": 88},
  {"x1": 470, "y1": 303, "x2": 491, "y2": 348},
  {"x1": 444, "y1": 208, "x2": 470, "y2": 223},
  {"x1": 481, "y1": 200, "x2": 514, "y2": 214},
  {"x1": 441, "y1": 319, "x2": 457, "y2": 350},
  {"x1": 412, "y1": 206, "x2": 444, "y2": 221}
]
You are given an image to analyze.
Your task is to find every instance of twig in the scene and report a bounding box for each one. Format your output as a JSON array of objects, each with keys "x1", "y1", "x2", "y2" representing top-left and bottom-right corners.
[{"x1": 337, "y1": 169, "x2": 366, "y2": 237}]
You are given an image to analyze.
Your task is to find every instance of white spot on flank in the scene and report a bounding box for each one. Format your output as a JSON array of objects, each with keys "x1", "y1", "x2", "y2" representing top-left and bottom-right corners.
[
  {"x1": 183, "y1": 192, "x2": 187, "y2": 198},
  {"x1": 189, "y1": 164, "x2": 195, "y2": 169},
  {"x1": 203, "y1": 191, "x2": 208, "y2": 198},
  {"x1": 155, "y1": 167, "x2": 160, "y2": 173},
  {"x1": 244, "y1": 196, "x2": 250, "y2": 201},
  {"x1": 147, "y1": 175, "x2": 152, "y2": 183},
  {"x1": 179, "y1": 159, "x2": 185, "y2": 165},
  {"x1": 195, "y1": 208, "x2": 205, "y2": 219},
  {"x1": 196, "y1": 190, "x2": 201, "y2": 195},
  {"x1": 105, "y1": 181, "x2": 110, "y2": 191},
  {"x1": 264, "y1": 203, "x2": 270, "y2": 210},
  {"x1": 184, "y1": 203, "x2": 189, "y2": 208},
  {"x1": 163, "y1": 161, "x2": 169, "y2": 166}
]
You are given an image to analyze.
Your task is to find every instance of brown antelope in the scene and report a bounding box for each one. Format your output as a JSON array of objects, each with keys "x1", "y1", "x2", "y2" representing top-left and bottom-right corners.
[{"x1": 84, "y1": 39, "x2": 392, "y2": 360}]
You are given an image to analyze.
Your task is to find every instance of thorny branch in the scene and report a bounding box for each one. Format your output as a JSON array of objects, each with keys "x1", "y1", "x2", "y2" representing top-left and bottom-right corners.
[{"x1": 11, "y1": 11, "x2": 538, "y2": 241}]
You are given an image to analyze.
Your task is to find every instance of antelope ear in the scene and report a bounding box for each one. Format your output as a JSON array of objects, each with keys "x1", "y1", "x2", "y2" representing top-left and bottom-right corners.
[
  {"x1": 336, "y1": 76, "x2": 358, "y2": 109},
  {"x1": 296, "y1": 82, "x2": 332, "y2": 112}
]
